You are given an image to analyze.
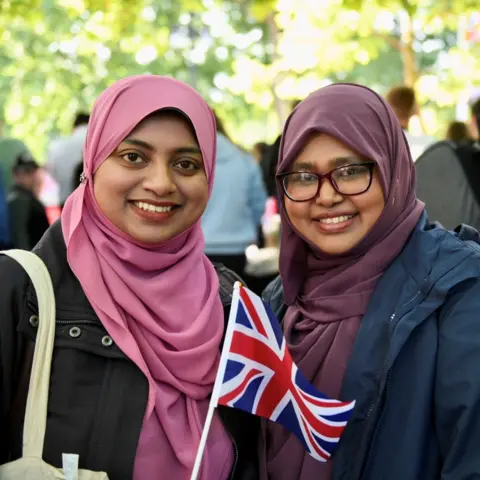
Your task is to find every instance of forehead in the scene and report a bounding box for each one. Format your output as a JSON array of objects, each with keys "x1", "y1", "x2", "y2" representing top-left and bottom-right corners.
[
  {"x1": 292, "y1": 133, "x2": 363, "y2": 169},
  {"x1": 127, "y1": 112, "x2": 199, "y2": 147}
]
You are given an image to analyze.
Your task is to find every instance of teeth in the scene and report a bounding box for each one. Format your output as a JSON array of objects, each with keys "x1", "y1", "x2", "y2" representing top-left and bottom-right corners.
[
  {"x1": 134, "y1": 201, "x2": 173, "y2": 213},
  {"x1": 318, "y1": 215, "x2": 354, "y2": 224}
]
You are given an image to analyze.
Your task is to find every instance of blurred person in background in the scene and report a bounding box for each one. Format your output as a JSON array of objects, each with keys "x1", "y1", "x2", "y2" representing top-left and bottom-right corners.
[
  {"x1": 470, "y1": 98, "x2": 480, "y2": 142},
  {"x1": 261, "y1": 135, "x2": 281, "y2": 198},
  {"x1": 0, "y1": 120, "x2": 32, "y2": 191},
  {"x1": 0, "y1": 168, "x2": 10, "y2": 249},
  {"x1": 386, "y1": 86, "x2": 435, "y2": 160},
  {"x1": 7, "y1": 153, "x2": 49, "y2": 249},
  {"x1": 47, "y1": 112, "x2": 89, "y2": 207},
  {"x1": 252, "y1": 141, "x2": 268, "y2": 163},
  {"x1": 260, "y1": 100, "x2": 302, "y2": 199},
  {"x1": 71, "y1": 158, "x2": 84, "y2": 192},
  {"x1": 202, "y1": 112, "x2": 267, "y2": 279},
  {"x1": 446, "y1": 120, "x2": 472, "y2": 144},
  {"x1": 416, "y1": 101, "x2": 480, "y2": 231}
]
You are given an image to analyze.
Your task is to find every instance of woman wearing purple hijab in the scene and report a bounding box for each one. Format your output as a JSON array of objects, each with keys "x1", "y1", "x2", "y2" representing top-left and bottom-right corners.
[{"x1": 261, "y1": 83, "x2": 480, "y2": 479}]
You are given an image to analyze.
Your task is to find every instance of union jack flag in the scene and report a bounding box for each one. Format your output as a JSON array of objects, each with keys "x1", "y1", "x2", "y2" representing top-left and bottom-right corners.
[{"x1": 214, "y1": 284, "x2": 356, "y2": 462}]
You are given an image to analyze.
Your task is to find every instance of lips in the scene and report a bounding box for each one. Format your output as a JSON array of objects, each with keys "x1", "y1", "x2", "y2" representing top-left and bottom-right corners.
[
  {"x1": 312, "y1": 213, "x2": 358, "y2": 233},
  {"x1": 316, "y1": 214, "x2": 356, "y2": 225},
  {"x1": 133, "y1": 201, "x2": 175, "y2": 213},
  {"x1": 129, "y1": 200, "x2": 180, "y2": 223}
]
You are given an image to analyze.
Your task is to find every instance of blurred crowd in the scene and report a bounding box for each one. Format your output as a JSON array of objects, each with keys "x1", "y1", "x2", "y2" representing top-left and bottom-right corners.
[{"x1": 1, "y1": 85, "x2": 479, "y2": 295}]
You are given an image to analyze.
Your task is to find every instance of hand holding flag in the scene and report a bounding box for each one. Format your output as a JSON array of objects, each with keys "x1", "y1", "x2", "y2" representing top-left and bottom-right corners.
[{"x1": 191, "y1": 283, "x2": 355, "y2": 480}]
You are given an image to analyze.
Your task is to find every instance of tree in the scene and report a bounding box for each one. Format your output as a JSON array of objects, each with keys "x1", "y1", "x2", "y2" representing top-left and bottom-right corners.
[
  {"x1": 223, "y1": 0, "x2": 479, "y2": 136},
  {"x1": 1, "y1": 0, "x2": 479, "y2": 155}
]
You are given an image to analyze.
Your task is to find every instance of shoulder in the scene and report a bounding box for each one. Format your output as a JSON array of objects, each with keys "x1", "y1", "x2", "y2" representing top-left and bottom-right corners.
[
  {"x1": 0, "y1": 254, "x2": 30, "y2": 292},
  {"x1": 262, "y1": 275, "x2": 286, "y2": 319},
  {"x1": 0, "y1": 255, "x2": 31, "y2": 344},
  {"x1": 379, "y1": 219, "x2": 480, "y2": 329},
  {"x1": 0, "y1": 221, "x2": 67, "y2": 299},
  {"x1": 213, "y1": 263, "x2": 243, "y2": 307},
  {"x1": 7, "y1": 188, "x2": 28, "y2": 203},
  {"x1": 398, "y1": 216, "x2": 480, "y2": 290}
]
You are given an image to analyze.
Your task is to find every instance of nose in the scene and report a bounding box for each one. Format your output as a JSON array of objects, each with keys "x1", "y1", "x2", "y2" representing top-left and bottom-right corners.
[
  {"x1": 142, "y1": 160, "x2": 177, "y2": 197},
  {"x1": 314, "y1": 177, "x2": 343, "y2": 207}
]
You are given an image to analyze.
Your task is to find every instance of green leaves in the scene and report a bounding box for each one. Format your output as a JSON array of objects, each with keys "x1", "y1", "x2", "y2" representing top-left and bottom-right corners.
[{"x1": 0, "y1": 0, "x2": 478, "y2": 157}]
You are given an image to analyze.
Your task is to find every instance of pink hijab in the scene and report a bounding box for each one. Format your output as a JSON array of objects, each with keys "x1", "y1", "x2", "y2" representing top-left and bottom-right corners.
[
  {"x1": 61, "y1": 75, "x2": 232, "y2": 479},
  {"x1": 262, "y1": 84, "x2": 424, "y2": 478}
]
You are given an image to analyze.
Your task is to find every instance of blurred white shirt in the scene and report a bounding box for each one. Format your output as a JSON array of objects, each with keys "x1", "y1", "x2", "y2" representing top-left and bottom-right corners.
[
  {"x1": 404, "y1": 130, "x2": 436, "y2": 161},
  {"x1": 47, "y1": 125, "x2": 87, "y2": 204}
]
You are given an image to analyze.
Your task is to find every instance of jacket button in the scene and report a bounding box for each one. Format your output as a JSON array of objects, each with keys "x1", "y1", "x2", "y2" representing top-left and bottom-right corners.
[
  {"x1": 69, "y1": 326, "x2": 82, "y2": 338},
  {"x1": 102, "y1": 335, "x2": 113, "y2": 347},
  {"x1": 29, "y1": 315, "x2": 39, "y2": 328}
]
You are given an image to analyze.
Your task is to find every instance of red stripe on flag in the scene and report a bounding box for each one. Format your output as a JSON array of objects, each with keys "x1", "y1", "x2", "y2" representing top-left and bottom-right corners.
[
  {"x1": 301, "y1": 417, "x2": 330, "y2": 461},
  {"x1": 239, "y1": 287, "x2": 268, "y2": 338},
  {"x1": 298, "y1": 389, "x2": 352, "y2": 409},
  {"x1": 219, "y1": 368, "x2": 262, "y2": 406},
  {"x1": 229, "y1": 331, "x2": 343, "y2": 438}
]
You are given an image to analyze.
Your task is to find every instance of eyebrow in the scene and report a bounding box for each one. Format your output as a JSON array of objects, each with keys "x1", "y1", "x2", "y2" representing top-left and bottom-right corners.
[
  {"x1": 122, "y1": 138, "x2": 202, "y2": 155},
  {"x1": 123, "y1": 138, "x2": 155, "y2": 151},
  {"x1": 328, "y1": 156, "x2": 364, "y2": 168},
  {"x1": 291, "y1": 156, "x2": 365, "y2": 171},
  {"x1": 291, "y1": 161, "x2": 314, "y2": 170},
  {"x1": 174, "y1": 146, "x2": 202, "y2": 155}
]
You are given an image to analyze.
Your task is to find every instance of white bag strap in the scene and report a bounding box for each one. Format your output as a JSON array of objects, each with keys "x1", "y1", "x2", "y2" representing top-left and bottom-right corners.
[{"x1": 1, "y1": 249, "x2": 56, "y2": 458}]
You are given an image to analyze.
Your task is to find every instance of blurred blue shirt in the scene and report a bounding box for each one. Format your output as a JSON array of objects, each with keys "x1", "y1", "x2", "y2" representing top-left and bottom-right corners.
[{"x1": 202, "y1": 133, "x2": 267, "y2": 255}]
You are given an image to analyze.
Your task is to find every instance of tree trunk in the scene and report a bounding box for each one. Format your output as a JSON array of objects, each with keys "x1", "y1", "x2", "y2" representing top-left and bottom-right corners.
[
  {"x1": 265, "y1": 13, "x2": 291, "y2": 129},
  {"x1": 399, "y1": 11, "x2": 417, "y2": 86}
]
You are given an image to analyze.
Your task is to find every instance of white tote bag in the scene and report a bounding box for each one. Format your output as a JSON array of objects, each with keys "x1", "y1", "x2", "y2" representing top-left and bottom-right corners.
[{"x1": 0, "y1": 250, "x2": 109, "y2": 480}]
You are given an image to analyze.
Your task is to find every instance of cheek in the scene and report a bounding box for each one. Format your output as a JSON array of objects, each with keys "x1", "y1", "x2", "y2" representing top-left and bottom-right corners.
[
  {"x1": 93, "y1": 162, "x2": 137, "y2": 213},
  {"x1": 353, "y1": 182, "x2": 385, "y2": 224},
  {"x1": 182, "y1": 175, "x2": 209, "y2": 212},
  {"x1": 94, "y1": 163, "x2": 129, "y2": 193},
  {"x1": 284, "y1": 198, "x2": 309, "y2": 226}
]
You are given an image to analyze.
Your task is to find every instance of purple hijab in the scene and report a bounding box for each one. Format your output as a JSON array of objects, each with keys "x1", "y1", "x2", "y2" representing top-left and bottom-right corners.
[{"x1": 262, "y1": 84, "x2": 424, "y2": 479}]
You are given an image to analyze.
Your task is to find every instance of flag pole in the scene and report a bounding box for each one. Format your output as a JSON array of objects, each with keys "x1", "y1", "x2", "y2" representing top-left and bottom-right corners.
[{"x1": 190, "y1": 282, "x2": 243, "y2": 480}]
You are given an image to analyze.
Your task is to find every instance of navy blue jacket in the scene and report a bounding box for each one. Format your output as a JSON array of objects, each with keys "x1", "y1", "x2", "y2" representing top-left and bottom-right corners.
[{"x1": 263, "y1": 213, "x2": 480, "y2": 479}]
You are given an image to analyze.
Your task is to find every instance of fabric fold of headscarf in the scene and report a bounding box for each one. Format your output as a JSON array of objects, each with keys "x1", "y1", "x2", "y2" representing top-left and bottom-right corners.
[
  {"x1": 62, "y1": 75, "x2": 232, "y2": 479},
  {"x1": 263, "y1": 83, "x2": 424, "y2": 479}
]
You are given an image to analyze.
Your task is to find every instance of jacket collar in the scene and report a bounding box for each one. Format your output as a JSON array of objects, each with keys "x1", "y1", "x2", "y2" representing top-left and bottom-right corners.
[{"x1": 29, "y1": 220, "x2": 234, "y2": 312}]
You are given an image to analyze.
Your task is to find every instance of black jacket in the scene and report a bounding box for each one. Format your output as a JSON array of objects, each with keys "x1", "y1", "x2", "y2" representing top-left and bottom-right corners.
[
  {"x1": 0, "y1": 221, "x2": 259, "y2": 479},
  {"x1": 7, "y1": 184, "x2": 50, "y2": 250}
]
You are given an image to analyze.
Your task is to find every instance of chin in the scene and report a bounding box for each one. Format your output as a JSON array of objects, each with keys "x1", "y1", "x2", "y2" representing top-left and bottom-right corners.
[
  {"x1": 316, "y1": 245, "x2": 352, "y2": 255},
  {"x1": 125, "y1": 227, "x2": 174, "y2": 245},
  {"x1": 310, "y1": 236, "x2": 359, "y2": 255}
]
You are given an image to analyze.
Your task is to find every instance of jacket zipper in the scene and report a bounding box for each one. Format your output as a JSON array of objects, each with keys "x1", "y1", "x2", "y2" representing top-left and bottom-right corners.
[
  {"x1": 55, "y1": 319, "x2": 99, "y2": 325},
  {"x1": 364, "y1": 312, "x2": 396, "y2": 420},
  {"x1": 227, "y1": 428, "x2": 239, "y2": 480},
  {"x1": 27, "y1": 300, "x2": 99, "y2": 325},
  {"x1": 358, "y1": 286, "x2": 423, "y2": 478},
  {"x1": 359, "y1": 369, "x2": 392, "y2": 480}
]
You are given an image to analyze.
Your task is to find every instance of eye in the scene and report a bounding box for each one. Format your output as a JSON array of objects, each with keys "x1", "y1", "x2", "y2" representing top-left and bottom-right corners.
[
  {"x1": 288, "y1": 172, "x2": 317, "y2": 184},
  {"x1": 121, "y1": 152, "x2": 145, "y2": 165},
  {"x1": 336, "y1": 165, "x2": 369, "y2": 178},
  {"x1": 174, "y1": 159, "x2": 201, "y2": 172}
]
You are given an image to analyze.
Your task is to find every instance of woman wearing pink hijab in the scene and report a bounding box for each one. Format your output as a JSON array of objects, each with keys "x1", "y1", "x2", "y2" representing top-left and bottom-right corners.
[
  {"x1": 0, "y1": 75, "x2": 259, "y2": 478},
  {"x1": 261, "y1": 83, "x2": 480, "y2": 479}
]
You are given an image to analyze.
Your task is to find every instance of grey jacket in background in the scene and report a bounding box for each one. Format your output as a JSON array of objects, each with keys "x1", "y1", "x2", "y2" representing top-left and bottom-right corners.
[{"x1": 416, "y1": 140, "x2": 480, "y2": 231}]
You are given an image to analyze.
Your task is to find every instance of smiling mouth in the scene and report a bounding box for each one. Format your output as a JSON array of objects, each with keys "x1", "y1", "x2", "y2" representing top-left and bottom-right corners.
[
  {"x1": 315, "y1": 214, "x2": 357, "y2": 225},
  {"x1": 132, "y1": 201, "x2": 179, "y2": 213}
]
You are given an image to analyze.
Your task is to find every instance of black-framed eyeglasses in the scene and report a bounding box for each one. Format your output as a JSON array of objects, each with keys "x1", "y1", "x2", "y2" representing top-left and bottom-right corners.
[{"x1": 277, "y1": 162, "x2": 376, "y2": 202}]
